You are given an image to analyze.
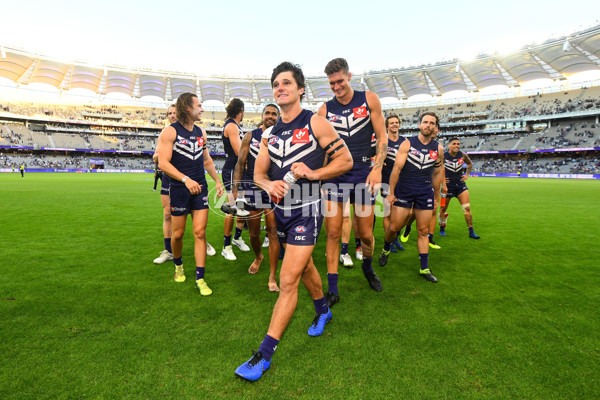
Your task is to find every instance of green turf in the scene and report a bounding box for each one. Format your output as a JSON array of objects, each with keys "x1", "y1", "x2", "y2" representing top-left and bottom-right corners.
[{"x1": 0, "y1": 173, "x2": 598, "y2": 399}]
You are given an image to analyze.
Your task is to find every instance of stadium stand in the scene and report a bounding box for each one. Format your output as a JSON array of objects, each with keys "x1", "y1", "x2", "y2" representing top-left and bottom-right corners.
[{"x1": 1, "y1": 25, "x2": 599, "y2": 175}]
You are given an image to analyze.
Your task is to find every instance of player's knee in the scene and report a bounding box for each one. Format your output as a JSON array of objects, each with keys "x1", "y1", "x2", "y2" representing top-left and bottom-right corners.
[
  {"x1": 172, "y1": 228, "x2": 185, "y2": 240},
  {"x1": 163, "y1": 212, "x2": 171, "y2": 223},
  {"x1": 461, "y1": 203, "x2": 471, "y2": 214},
  {"x1": 193, "y1": 229, "x2": 206, "y2": 241},
  {"x1": 417, "y1": 226, "x2": 429, "y2": 236},
  {"x1": 326, "y1": 225, "x2": 342, "y2": 240},
  {"x1": 278, "y1": 275, "x2": 299, "y2": 294},
  {"x1": 266, "y1": 224, "x2": 278, "y2": 240}
]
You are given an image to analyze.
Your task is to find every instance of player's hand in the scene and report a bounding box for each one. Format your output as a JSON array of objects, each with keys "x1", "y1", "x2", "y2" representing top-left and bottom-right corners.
[
  {"x1": 268, "y1": 180, "x2": 290, "y2": 199},
  {"x1": 365, "y1": 169, "x2": 382, "y2": 195},
  {"x1": 442, "y1": 184, "x2": 448, "y2": 194},
  {"x1": 386, "y1": 193, "x2": 395, "y2": 207},
  {"x1": 461, "y1": 175, "x2": 469, "y2": 181},
  {"x1": 216, "y1": 182, "x2": 224, "y2": 198},
  {"x1": 291, "y1": 162, "x2": 315, "y2": 181},
  {"x1": 185, "y1": 179, "x2": 202, "y2": 195}
]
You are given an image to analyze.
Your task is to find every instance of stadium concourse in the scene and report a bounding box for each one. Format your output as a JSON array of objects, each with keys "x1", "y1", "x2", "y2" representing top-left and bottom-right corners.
[{"x1": 1, "y1": 25, "x2": 600, "y2": 177}]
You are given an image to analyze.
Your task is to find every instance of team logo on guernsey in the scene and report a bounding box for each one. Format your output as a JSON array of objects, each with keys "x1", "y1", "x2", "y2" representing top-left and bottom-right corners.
[
  {"x1": 458, "y1": 158, "x2": 464, "y2": 165},
  {"x1": 292, "y1": 129, "x2": 310, "y2": 144},
  {"x1": 353, "y1": 106, "x2": 367, "y2": 118},
  {"x1": 328, "y1": 114, "x2": 342, "y2": 122},
  {"x1": 268, "y1": 136, "x2": 279, "y2": 145},
  {"x1": 407, "y1": 146, "x2": 437, "y2": 170},
  {"x1": 251, "y1": 138, "x2": 260, "y2": 148},
  {"x1": 174, "y1": 134, "x2": 204, "y2": 160},
  {"x1": 295, "y1": 225, "x2": 307, "y2": 233}
]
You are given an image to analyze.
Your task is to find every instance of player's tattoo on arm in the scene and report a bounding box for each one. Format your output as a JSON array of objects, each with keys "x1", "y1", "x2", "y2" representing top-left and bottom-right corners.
[
  {"x1": 373, "y1": 140, "x2": 386, "y2": 170},
  {"x1": 233, "y1": 134, "x2": 251, "y2": 187}
]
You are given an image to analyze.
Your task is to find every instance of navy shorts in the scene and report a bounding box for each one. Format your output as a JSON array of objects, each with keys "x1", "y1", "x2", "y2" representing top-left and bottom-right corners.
[
  {"x1": 169, "y1": 183, "x2": 209, "y2": 216},
  {"x1": 323, "y1": 164, "x2": 375, "y2": 205},
  {"x1": 393, "y1": 185, "x2": 434, "y2": 210},
  {"x1": 244, "y1": 188, "x2": 272, "y2": 211},
  {"x1": 446, "y1": 183, "x2": 468, "y2": 199},
  {"x1": 274, "y1": 201, "x2": 323, "y2": 246},
  {"x1": 222, "y1": 169, "x2": 234, "y2": 191},
  {"x1": 160, "y1": 175, "x2": 170, "y2": 196}
]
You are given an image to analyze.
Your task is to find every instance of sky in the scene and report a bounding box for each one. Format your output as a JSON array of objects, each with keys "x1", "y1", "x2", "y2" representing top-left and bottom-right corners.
[{"x1": 1, "y1": 0, "x2": 599, "y2": 79}]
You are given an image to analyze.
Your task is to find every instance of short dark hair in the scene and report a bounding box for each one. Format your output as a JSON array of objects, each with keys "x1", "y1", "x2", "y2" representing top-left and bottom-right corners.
[
  {"x1": 385, "y1": 114, "x2": 401, "y2": 129},
  {"x1": 263, "y1": 103, "x2": 279, "y2": 115},
  {"x1": 448, "y1": 136, "x2": 460, "y2": 143},
  {"x1": 324, "y1": 58, "x2": 349, "y2": 76},
  {"x1": 419, "y1": 112, "x2": 439, "y2": 126},
  {"x1": 176, "y1": 93, "x2": 197, "y2": 126},
  {"x1": 271, "y1": 62, "x2": 305, "y2": 101},
  {"x1": 226, "y1": 98, "x2": 244, "y2": 119}
]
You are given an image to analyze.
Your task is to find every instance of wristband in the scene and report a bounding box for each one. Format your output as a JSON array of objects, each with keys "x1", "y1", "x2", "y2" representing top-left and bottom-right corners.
[{"x1": 182, "y1": 176, "x2": 189, "y2": 183}]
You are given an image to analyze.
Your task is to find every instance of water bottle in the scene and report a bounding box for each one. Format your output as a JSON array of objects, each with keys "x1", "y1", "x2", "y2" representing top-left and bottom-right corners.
[
  {"x1": 271, "y1": 171, "x2": 297, "y2": 203},
  {"x1": 440, "y1": 193, "x2": 447, "y2": 207}
]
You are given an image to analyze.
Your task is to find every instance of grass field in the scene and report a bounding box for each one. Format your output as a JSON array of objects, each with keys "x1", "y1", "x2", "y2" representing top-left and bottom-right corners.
[{"x1": 1, "y1": 173, "x2": 599, "y2": 399}]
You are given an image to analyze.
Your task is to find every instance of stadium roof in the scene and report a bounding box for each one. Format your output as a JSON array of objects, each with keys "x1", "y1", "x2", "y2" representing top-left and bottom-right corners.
[{"x1": 1, "y1": 25, "x2": 600, "y2": 105}]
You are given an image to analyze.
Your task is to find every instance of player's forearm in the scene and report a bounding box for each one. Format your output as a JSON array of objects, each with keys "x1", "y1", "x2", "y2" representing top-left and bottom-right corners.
[
  {"x1": 159, "y1": 159, "x2": 185, "y2": 181},
  {"x1": 204, "y1": 162, "x2": 221, "y2": 186},
  {"x1": 313, "y1": 153, "x2": 353, "y2": 181},
  {"x1": 233, "y1": 160, "x2": 245, "y2": 188},
  {"x1": 254, "y1": 170, "x2": 273, "y2": 192},
  {"x1": 372, "y1": 138, "x2": 388, "y2": 170}
]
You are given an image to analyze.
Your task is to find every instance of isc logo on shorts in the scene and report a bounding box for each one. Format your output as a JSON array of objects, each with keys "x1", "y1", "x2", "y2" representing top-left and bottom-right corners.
[
  {"x1": 353, "y1": 106, "x2": 367, "y2": 118},
  {"x1": 295, "y1": 226, "x2": 307, "y2": 234},
  {"x1": 292, "y1": 129, "x2": 309, "y2": 144}
]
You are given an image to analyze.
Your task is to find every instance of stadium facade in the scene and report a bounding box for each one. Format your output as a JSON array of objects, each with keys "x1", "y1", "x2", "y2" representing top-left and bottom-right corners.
[{"x1": 0, "y1": 26, "x2": 599, "y2": 178}]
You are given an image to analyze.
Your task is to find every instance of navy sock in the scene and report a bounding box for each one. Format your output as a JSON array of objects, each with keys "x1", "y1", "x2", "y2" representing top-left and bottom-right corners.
[
  {"x1": 173, "y1": 257, "x2": 182, "y2": 266},
  {"x1": 164, "y1": 238, "x2": 172, "y2": 253},
  {"x1": 355, "y1": 238, "x2": 361, "y2": 249},
  {"x1": 440, "y1": 225, "x2": 445, "y2": 232},
  {"x1": 258, "y1": 334, "x2": 279, "y2": 362},
  {"x1": 234, "y1": 227, "x2": 242, "y2": 240},
  {"x1": 469, "y1": 227, "x2": 475, "y2": 234},
  {"x1": 327, "y1": 273, "x2": 338, "y2": 294},
  {"x1": 196, "y1": 266, "x2": 205, "y2": 280},
  {"x1": 313, "y1": 296, "x2": 328, "y2": 315},
  {"x1": 362, "y1": 257, "x2": 373, "y2": 274},
  {"x1": 419, "y1": 253, "x2": 429, "y2": 270},
  {"x1": 224, "y1": 235, "x2": 232, "y2": 247},
  {"x1": 404, "y1": 224, "x2": 412, "y2": 235},
  {"x1": 428, "y1": 233, "x2": 434, "y2": 242},
  {"x1": 383, "y1": 241, "x2": 392, "y2": 251},
  {"x1": 341, "y1": 243, "x2": 349, "y2": 255}
]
